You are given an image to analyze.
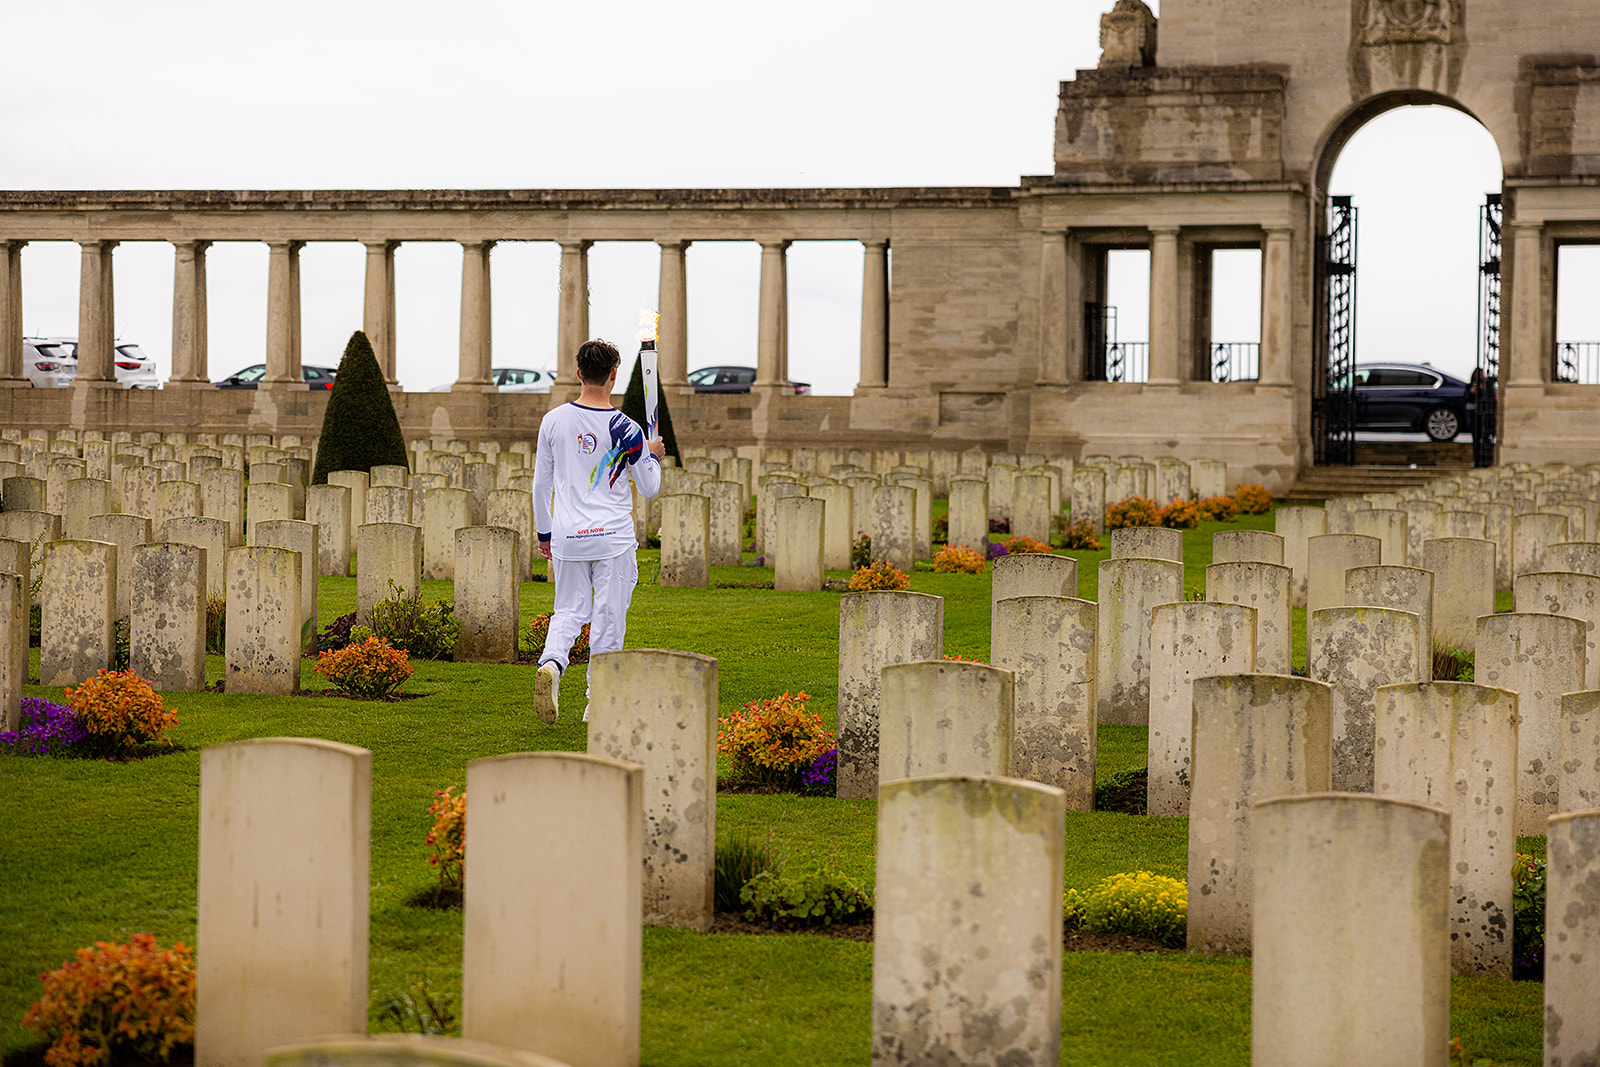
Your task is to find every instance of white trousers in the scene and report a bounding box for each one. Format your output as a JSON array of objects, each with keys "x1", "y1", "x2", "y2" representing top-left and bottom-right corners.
[{"x1": 540, "y1": 550, "x2": 638, "y2": 674}]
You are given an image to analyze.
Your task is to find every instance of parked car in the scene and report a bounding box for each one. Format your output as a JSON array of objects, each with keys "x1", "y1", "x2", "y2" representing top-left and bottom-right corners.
[
  {"x1": 687, "y1": 365, "x2": 811, "y2": 394},
  {"x1": 1345, "y1": 362, "x2": 1472, "y2": 442},
  {"x1": 112, "y1": 344, "x2": 160, "y2": 389},
  {"x1": 216, "y1": 364, "x2": 338, "y2": 390},
  {"x1": 22, "y1": 338, "x2": 77, "y2": 388},
  {"x1": 425, "y1": 367, "x2": 558, "y2": 393}
]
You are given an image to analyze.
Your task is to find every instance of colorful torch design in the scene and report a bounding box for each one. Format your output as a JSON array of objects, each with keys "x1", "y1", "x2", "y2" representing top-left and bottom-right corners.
[{"x1": 638, "y1": 308, "x2": 660, "y2": 440}]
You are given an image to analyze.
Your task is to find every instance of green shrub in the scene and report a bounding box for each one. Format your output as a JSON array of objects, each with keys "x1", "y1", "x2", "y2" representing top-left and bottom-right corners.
[
  {"x1": 1064, "y1": 871, "x2": 1187, "y2": 946},
  {"x1": 368, "y1": 580, "x2": 459, "y2": 660},
  {"x1": 715, "y1": 833, "x2": 783, "y2": 913},
  {"x1": 1512, "y1": 852, "x2": 1545, "y2": 980},
  {"x1": 375, "y1": 971, "x2": 457, "y2": 1037},
  {"x1": 205, "y1": 595, "x2": 226, "y2": 654},
  {"x1": 740, "y1": 869, "x2": 873, "y2": 929},
  {"x1": 1434, "y1": 643, "x2": 1474, "y2": 682},
  {"x1": 310, "y1": 330, "x2": 410, "y2": 485}
]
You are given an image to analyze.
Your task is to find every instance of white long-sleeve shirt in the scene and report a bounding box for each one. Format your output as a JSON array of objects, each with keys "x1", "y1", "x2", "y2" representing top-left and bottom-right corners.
[{"x1": 533, "y1": 401, "x2": 661, "y2": 560}]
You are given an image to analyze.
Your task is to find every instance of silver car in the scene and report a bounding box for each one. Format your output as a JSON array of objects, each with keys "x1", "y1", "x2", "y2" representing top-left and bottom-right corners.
[
  {"x1": 29, "y1": 338, "x2": 160, "y2": 389},
  {"x1": 22, "y1": 338, "x2": 77, "y2": 387}
]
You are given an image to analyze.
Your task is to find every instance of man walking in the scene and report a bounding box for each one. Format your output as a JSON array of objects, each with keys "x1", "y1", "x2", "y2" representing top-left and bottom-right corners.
[{"x1": 533, "y1": 339, "x2": 665, "y2": 722}]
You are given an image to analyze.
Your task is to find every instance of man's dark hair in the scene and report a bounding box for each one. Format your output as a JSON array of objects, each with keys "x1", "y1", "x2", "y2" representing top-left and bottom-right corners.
[{"x1": 576, "y1": 339, "x2": 621, "y2": 385}]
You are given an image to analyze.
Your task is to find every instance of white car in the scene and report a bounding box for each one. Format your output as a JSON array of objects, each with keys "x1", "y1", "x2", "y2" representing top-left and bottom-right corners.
[
  {"x1": 29, "y1": 338, "x2": 160, "y2": 389},
  {"x1": 22, "y1": 338, "x2": 77, "y2": 387},
  {"x1": 427, "y1": 367, "x2": 557, "y2": 393}
]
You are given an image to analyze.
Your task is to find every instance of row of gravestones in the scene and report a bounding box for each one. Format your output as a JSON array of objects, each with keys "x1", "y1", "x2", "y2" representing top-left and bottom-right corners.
[{"x1": 184, "y1": 646, "x2": 1600, "y2": 1067}]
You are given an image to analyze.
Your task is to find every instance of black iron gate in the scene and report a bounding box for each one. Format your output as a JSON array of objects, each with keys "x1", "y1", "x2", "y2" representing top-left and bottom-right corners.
[
  {"x1": 1314, "y1": 196, "x2": 1358, "y2": 466},
  {"x1": 1473, "y1": 193, "x2": 1502, "y2": 467}
]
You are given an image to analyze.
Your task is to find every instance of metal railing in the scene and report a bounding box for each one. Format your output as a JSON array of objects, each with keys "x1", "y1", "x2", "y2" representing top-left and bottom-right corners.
[
  {"x1": 1209, "y1": 342, "x2": 1260, "y2": 382},
  {"x1": 1103, "y1": 341, "x2": 1149, "y2": 383},
  {"x1": 1556, "y1": 342, "x2": 1600, "y2": 384}
]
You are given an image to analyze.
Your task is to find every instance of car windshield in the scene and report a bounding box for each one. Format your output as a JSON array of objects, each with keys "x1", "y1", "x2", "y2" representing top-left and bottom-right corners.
[
  {"x1": 115, "y1": 345, "x2": 149, "y2": 362},
  {"x1": 233, "y1": 366, "x2": 266, "y2": 383},
  {"x1": 33, "y1": 343, "x2": 72, "y2": 362},
  {"x1": 687, "y1": 367, "x2": 716, "y2": 385}
]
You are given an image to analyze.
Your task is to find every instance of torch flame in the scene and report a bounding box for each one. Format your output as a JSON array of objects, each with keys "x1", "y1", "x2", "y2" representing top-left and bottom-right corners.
[{"x1": 636, "y1": 307, "x2": 660, "y2": 343}]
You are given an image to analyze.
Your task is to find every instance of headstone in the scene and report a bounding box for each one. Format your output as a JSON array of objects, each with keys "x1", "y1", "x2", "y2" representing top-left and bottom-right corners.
[
  {"x1": 1545, "y1": 541, "x2": 1600, "y2": 576},
  {"x1": 306, "y1": 484, "x2": 351, "y2": 579},
  {"x1": 0, "y1": 571, "x2": 27, "y2": 730},
  {"x1": 1072, "y1": 468, "x2": 1107, "y2": 536},
  {"x1": 1274, "y1": 505, "x2": 1328, "y2": 607},
  {"x1": 659, "y1": 493, "x2": 710, "y2": 587},
  {"x1": 1096, "y1": 557, "x2": 1183, "y2": 726},
  {"x1": 1186, "y1": 674, "x2": 1332, "y2": 956},
  {"x1": 367, "y1": 485, "x2": 412, "y2": 526},
  {"x1": 1252, "y1": 795, "x2": 1450, "y2": 1067},
  {"x1": 873, "y1": 776, "x2": 1064, "y2": 1067},
  {"x1": 247, "y1": 482, "x2": 294, "y2": 545},
  {"x1": 1324, "y1": 496, "x2": 1369, "y2": 535},
  {"x1": 1147, "y1": 601, "x2": 1257, "y2": 815},
  {"x1": 1206, "y1": 562, "x2": 1292, "y2": 674},
  {"x1": 703, "y1": 480, "x2": 743, "y2": 567},
  {"x1": 809, "y1": 483, "x2": 852, "y2": 571},
  {"x1": 225, "y1": 546, "x2": 303, "y2": 695},
  {"x1": 872, "y1": 484, "x2": 915, "y2": 571},
  {"x1": 327, "y1": 471, "x2": 370, "y2": 531},
  {"x1": 896, "y1": 476, "x2": 934, "y2": 561},
  {"x1": 1373, "y1": 681, "x2": 1518, "y2": 978},
  {"x1": 1308, "y1": 606, "x2": 1422, "y2": 792},
  {"x1": 161, "y1": 517, "x2": 230, "y2": 601},
  {"x1": 1514, "y1": 512, "x2": 1569, "y2": 580},
  {"x1": 461, "y1": 752, "x2": 643, "y2": 1067},
  {"x1": 1398, "y1": 501, "x2": 1442, "y2": 568},
  {"x1": 197, "y1": 738, "x2": 370, "y2": 1067},
  {"x1": 757, "y1": 480, "x2": 805, "y2": 557},
  {"x1": 879, "y1": 661, "x2": 1013, "y2": 781},
  {"x1": 483, "y1": 490, "x2": 534, "y2": 583},
  {"x1": 992, "y1": 595, "x2": 1097, "y2": 808},
  {"x1": 837, "y1": 591, "x2": 943, "y2": 800},
  {"x1": 45, "y1": 458, "x2": 86, "y2": 514},
  {"x1": 84, "y1": 513, "x2": 151, "y2": 620},
  {"x1": 1011, "y1": 473, "x2": 1053, "y2": 544},
  {"x1": 370, "y1": 464, "x2": 409, "y2": 488},
  {"x1": 1345, "y1": 565, "x2": 1435, "y2": 680},
  {"x1": 129, "y1": 543, "x2": 207, "y2": 692},
  {"x1": 1211, "y1": 530, "x2": 1284, "y2": 565},
  {"x1": 1191, "y1": 458, "x2": 1226, "y2": 499},
  {"x1": 201, "y1": 468, "x2": 246, "y2": 546},
  {"x1": 586, "y1": 649, "x2": 718, "y2": 929},
  {"x1": 990, "y1": 552, "x2": 1077, "y2": 638},
  {"x1": 1543, "y1": 809, "x2": 1600, "y2": 1067},
  {"x1": 1515, "y1": 570, "x2": 1600, "y2": 688},
  {"x1": 153, "y1": 479, "x2": 202, "y2": 528},
  {"x1": 1561, "y1": 690, "x2": 1600, "y2": 812},
  {"x1": 1422, "y1": 537, "x2": 1495, "y2": 652},
  {"x1": 1111, "y1": 526, "x2": 1181, "y2": 562},
  {"x1": 40, "y1": 543, "x2": 118, "y2": 685},
  {"x1": 987, "y1": 463, "x2": 1018, "y2": 523},
  {"x1": 1440, "y1": 509, "x2": 1488, "y2": 540},
  {"x1": 1482, "y1": 501, "x2": 1514, "y2": 592},
  {"x1": 454, "y1": 526, "x2": 520, "y2": 663},
  {"x1": 464, "y1": 462, "x2": 496, "y2": 526},
  {"x1": 1477, "y1": 613, "x2": 1588, "y2": 836},
  {"x1": 1154, "y1": 458, "x2": 1190, "y2": 504},
  {"x1": 946, "y1": 477, "x2": 989, "y2": 554},
  {"x1": 1305, "y1": 533, "x2": 1382, "y2": 618},
  {"x1": 255, "y1": 520, "x2": 318, "y2": 654},
  {"x1": 423, "y1": 486, "x2": 471, "y2": 581},
  {"x1": 846, "y1": 474, "x2": 879, "y2": 543},
  {"x1": 774, "y1": 495, "x2": 824, "y2": 592},
  {"x1": 1353, "y1": 507, "x2": 1408, "y2": 565},
  {"x1": 1, "y1": 475, "x2": 46, "y2": 513},
  {"x1": 356, "y1": 524, "x2": 423, "y2": 622}
]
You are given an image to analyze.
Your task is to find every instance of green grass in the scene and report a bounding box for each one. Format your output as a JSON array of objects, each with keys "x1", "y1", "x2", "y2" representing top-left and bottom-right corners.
[{"x1": 0, "y1": 505, "x2": 1544, "y2": 1066}]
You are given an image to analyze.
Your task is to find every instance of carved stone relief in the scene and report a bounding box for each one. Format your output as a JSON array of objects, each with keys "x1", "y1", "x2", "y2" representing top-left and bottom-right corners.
[{"x1": 1349, "y1": 0, "x2": 1467, "y2": 98}]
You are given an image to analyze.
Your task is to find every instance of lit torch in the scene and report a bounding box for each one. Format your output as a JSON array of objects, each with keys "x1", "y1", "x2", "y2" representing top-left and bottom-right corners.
[{"x1": 637, "y1": 307, "x2": 660, "y2": 442}]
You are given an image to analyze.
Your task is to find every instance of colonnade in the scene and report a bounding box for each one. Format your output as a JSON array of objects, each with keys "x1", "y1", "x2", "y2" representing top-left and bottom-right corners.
[{"x1": 0, "y1": 235, "x2": 895, "y2": 394}]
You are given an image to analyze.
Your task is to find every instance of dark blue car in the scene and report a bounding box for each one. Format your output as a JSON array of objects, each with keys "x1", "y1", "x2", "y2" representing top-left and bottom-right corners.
[{"x1": 1346, "y1": 362, "x2": 1473, "y2": 442}]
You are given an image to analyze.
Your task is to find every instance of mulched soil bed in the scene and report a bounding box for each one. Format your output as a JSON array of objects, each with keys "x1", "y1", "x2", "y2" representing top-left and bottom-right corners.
[
  {"x1": 288, "y1": 689, "x2": 429, "y2": 701},
  {"x1": 1063, "y1": 926, "x2": 1182, "y2": 954},
  {"x1": 711, "y1": 913, "x2": 873, "y2": 941}
]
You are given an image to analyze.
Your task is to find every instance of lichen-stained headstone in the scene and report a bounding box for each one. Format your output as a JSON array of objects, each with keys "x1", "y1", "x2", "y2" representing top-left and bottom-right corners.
[
  {"x1": 1308, "y1": 606, "x2": 1421, "y2": 792},
  {"x1": 1096, "y1": 556, "x2": 1183, "y2": 726},
  {"x1": 1543, "y1": 809, "x2": 1600, "y2": 1067},
  {"x1": 836, "y1": 591, "x2": 943, "y2": 800},
  {"x1": 992, "y1": 595, "x2": 1097, "y2": 809}
]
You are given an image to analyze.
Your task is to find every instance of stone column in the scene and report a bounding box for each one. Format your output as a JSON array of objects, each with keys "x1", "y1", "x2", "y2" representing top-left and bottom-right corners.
[
  {"x1": 455, "y1": 241, "x2": 494, "y2": 389},
  {"x1": 873, "y1": 776, "x2": 1064, "y2": 1067},
  {"x1": 1544, "y1": 810, "x2": 1600, "y2": 1066},
  {"x1": 837, "y1": 590, "x2": 944, "y2": 799},
  {"x1": 76, "y1": 239, "x2": 118, "y2": 384},
  {"x1": 1373, "y1": 681, "x2": 1519, "y2": 978},
  {"x1": 879, "y1": 661, "x2": 1013, "y2": 782},
  {"x1": 992, "y1": 595, "x2": 1097, "y2": 808},
  {"x1": 362, "y1": 241, "x2": 397, "y2": 384},
  {"x1": 169, "y1": 240, "x2": 211, "y2": 385},
  {"x1": 263, "y1": 240, "x2": 304, "y2": 387},
  {"x1": 1507, "y1": 220, "x2": 1545, "y2": 386},
  {"x1": 1148, "y1": 601, "x2": 1257, "y2": 815},
  {"x1": 586, "y1": 649, "x2": 718, "y2": 930},
  {"x1": 1147, "y1": 226, "x2": 1181, "y2": 385},
  {"x1": 1252, "y1": 795, "x2": 1451, "y2": 1067},
  {"x1": 461, "y1": 752, "x2": 642, "y2": 1067},
  {"x1": 0, "y1": 240, "x2": 26, "y2": 385},
  {"x1": 755, "y1": 239, "x2": 791, "y2": 388},
  {"x1": 197, "y1": 738, "x2": 371, "y2": 1067},
  {"x1": 555, "y1": 240, "x2": 591, "y2": 386},
  {"x1": 1187, "y1": 674, "x2": 1331, "y2": 956},
  {"x1": 1258, "y1": 227, "x2": 1293, "y2": 385},
  {"x1": 657, "y1": 239, "x2": 690, "y2": 387},
  {"x1": 1038, "y1": 228, "x2": 1069, "y2": 384},
  {"x1": 858, "y1": 239, "x2": 888, "y2": 389}
]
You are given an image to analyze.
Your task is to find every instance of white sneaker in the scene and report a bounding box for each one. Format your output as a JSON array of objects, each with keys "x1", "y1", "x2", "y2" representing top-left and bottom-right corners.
[{"x1": 534, "y1": 662, "x2": 561, "y2": 723}]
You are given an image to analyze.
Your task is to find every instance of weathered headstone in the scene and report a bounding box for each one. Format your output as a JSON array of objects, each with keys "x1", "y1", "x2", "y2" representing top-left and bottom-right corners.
[
  {"x1": 366, "y1": 485, "x2": 412, "y2": 526},
  {"x1": 1212, "y1": 529, "x2": 1284, "y2": 565},
  {"x1": 197, "y1": 738, "x2": 370, "y2": 1067},
  {"x1": 707, "y1": 480, "x2": 746, "y2": 567},
  {"x1": 872, "y1": 484, "x2": 915, "y2": 571},
  {"x1": 809, "y1": 482, "x2": 852, "y2": 571},
  {"x1": 1206, "y1": 561, "x2": 1292, "y2": 674},
  {"x1": 1096, "y1": 557, "x2": 1183, "y2": 726},
  {"x1": 423, "y1": 486, "x2": 471, "y2": 581},
  {"x1": 1353, "y1": 507, "x2": 1409, "y2": 565},
  {"x1": 1345, "y1": 565, "x2": 1435, "y2": 680},
  {"x1": 454, "y1": 526, "x2": 520, "y2": 663},
  {"x1": 1305, "y1": 532, "x2": 1382, "y2": 619},
  {"x1": 1252, "y1": 794, "x2": 1450, "y2": 1067},
  {"x1": 879, "y1": 661, "x2": 1013, "y2": 781},
  {"x1": 586, "y1": 649, "x2": 717, "y2": 930},
  {"x1": 1543, "y1": 809, "x2": 1600, "y2": 1067},
  {"x1": 873, "y1": 776, "x2": 1064, "y2": 1067},
  {"x1": 1515, "y1": 570, "x2": 1600, "y2": 689},
  {"x1": 201, "y1": 467, "x2": 246, "y2": 547},
  {"x1": 1514, "y1": 512, "x2": 1569, "y2": 581},
  {"x1": 1323, "y1": 496, "x2": 1369, "y2": 535},
  {"x1": 1111, "y1": 525, "x2": 1182, "y2": 562},
  {"x1": 1072, "y1": 467, "x2": 1107, "y2": 536},
  {"x1": 84, "y1": 513, "x2": 151, "y2": 620},
  {"x1": 1561, "y1": 690, "x2": 1600, "y2": 813},
  {"x1": 1186, "y1": 674, "x2": 1331, "y2": 955},
  {"x1": 1011, "y1": 473, "x2": 1053, "y2": 545},
  {"x1": 1422, "y1": 537, "x2": 1496, "y2": 653},
  {"x1": 63, "y1": 478, "x2": 111, "y2": 540},
  {"x1": 1148, "y1": 601, "x2": 1257, "y2": 815},
  {"x1": 837, "y1": 591, "x2": 944, "y2": 800},
  {"x1": 0, "y1": 570, "x2": 26, "y2": 729},
  {"x1": 161, "y1": 516, "x2": 229, "y2": 601},
  {"x1": 247, "y1": 482, "x2": 294, "y2": 544},
  {"x1": 1274, "y1": 505, "x2": 1328, "y2": 608},
  {"x1": 225, "y1": 546, "x2": 303, "y2": 695},
  {"x1": 306, "y1": 484, "x2": 351, "y2": 578},
  {"x1": 130, "y1": 543, "x2": 207, "y2": 691},
  {"x1": 356, "y1": 523, "x2": 423, "y2": 622},
  {"x1": 1544, "y1": 540, "x2": 1600, "y2": 577},
  {"x1": 1309, "y1": 606, "x2": 1423, "y2": 792},
  {"x1": 255, "y1": 520, "x2": 319, "y2": 654},
  {"x1": 990, "y1": 552, "x2": 1078, "y2": 639},
  {"x1": 947, "y1": 477, "x2": 989, "y2": 552},
  {"x1": 992, "y1": 595, "x2": 1096, "y2": 808},
  {"x1": 659, "y1": 493, "x2": 710, "y2": 588},
  {"x1": 327, "y1": 470, "x2": 370, "y2": 531}
]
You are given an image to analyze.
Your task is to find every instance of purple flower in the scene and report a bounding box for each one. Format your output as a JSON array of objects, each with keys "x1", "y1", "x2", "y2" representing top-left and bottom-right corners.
[
  {"x1": 801, "y1": 747, "x2": 837, "y2": 790},
  {"x1": 986, "y1": 540, "x2": 1009, "y2": 560},
  {"x1": 1, "y1": 698, "x2": 88, "y2": 756},
  {"x1": 755, "y1": 556, "x2": 766, "y2": 567}
]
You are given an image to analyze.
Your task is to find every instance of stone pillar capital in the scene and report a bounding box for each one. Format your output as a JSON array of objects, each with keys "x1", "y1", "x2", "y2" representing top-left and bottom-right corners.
[
  {"x1": 78, "y1": 238, "x2": 119, "y2": 253},
  {"x1": 265, "y1": 239, "x2": 304, "y2": 254},
  {"x1": 0, "y1": 239, "x2": 27, "y2": 253},
  {"x1": 458, "y1": 239, "x2": 496, "y2": 254},
  {"x1": 1149, "y1": 225, "x2": 1181, "y2": 238},
  {"x1": 657, "y1": 238, "x2": 692, "y2": 253},
  {"x1": 760, "y1": 239, "x2": 793, "y2": 253},
  {"x1": 1508, "y1": 219, "x2": 1544, "y2": 234},
  {"x1": 558, "y1": 239, "x2": 593, "y2": 253},
  {"x1": 1040, "y1": 227, "x2": 1069, "y2": 239},
  {"x1": 362, "y1": 239, "x2": 397, "y2": 254},
  {"x1": 862, "y1": 237, "x2": 889, "y2": 252},
  {"x1": 1263, "y1": 225, "x2": 1293, "y2": 239},
  {"x1": 172, "y1": 239, "x2": 212, "y2": 259}
]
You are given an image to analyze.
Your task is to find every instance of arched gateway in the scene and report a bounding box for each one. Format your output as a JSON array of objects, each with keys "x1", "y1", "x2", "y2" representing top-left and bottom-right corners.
[{"x1": 0, "y1": 0, "x2": 1596, "y2": 491}]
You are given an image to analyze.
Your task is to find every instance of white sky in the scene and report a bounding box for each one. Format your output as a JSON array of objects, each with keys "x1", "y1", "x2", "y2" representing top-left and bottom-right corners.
[{"x1": 6, "y1": 0, "x2": 1592, "y2": 392}]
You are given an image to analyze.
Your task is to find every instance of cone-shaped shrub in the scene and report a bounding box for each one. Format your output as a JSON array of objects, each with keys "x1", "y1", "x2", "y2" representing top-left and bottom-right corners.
[
  {"x1": 312, "y1": 330, "x2": 410, "y2": 484},
  {"x1": 620, "y1": 351, "x2": 681, "y2": 462}
]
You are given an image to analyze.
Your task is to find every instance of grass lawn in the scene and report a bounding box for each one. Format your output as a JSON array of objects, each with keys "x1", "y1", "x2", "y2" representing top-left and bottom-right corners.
[{"x1": 0, "y1": 506, "x2": 1543, "y2": 1066}]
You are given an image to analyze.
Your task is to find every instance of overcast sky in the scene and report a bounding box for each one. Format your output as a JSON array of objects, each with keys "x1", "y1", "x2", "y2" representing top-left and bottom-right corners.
[{"x1": 7, "y1": 0, "x2": 1595, "y2": 392}]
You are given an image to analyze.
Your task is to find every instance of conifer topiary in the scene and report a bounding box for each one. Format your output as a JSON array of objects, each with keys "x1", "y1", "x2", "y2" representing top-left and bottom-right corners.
[
  {"x1": 620, "y1": 350, "x2": 681, "y2": 461},
  {"x1": 312, "y1": 330, "x2": 410, "y2": 484}
]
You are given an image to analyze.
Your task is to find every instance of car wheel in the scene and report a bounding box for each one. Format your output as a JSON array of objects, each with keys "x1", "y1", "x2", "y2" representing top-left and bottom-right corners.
[{"x1": 1424, "y1": 406, "x2": 1460, "y2": 442}]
